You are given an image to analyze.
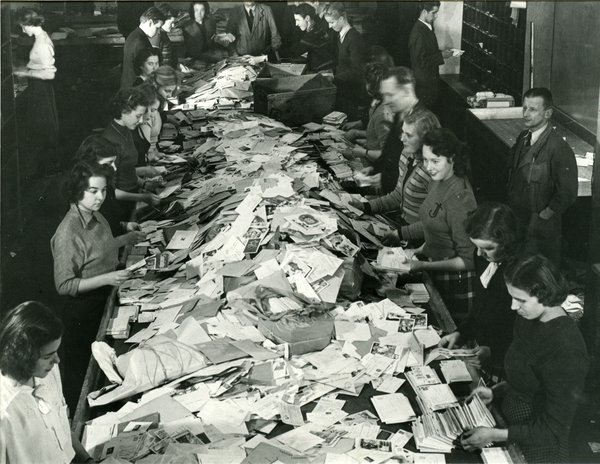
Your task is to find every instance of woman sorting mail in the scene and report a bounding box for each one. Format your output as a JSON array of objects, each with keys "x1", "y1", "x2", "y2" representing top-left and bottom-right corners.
[
  {"x1": 351, "y1": 109, "x2": 440, "y2": 229},
  {"x1": 51, "y1": 161, "x2": 144, "y2": 409},
  {"x1": 387, "y1": 128, "x2": 477, "y2": 323},
  {"x1": 438, "y1": 202, "x2": 522, "y2": 380},
  {"x1": 0, "y1": 301, "x2": 94, "y2": 464},
  {"x1": 461, "y1": 253, "x2": 589, "y2": 463}
]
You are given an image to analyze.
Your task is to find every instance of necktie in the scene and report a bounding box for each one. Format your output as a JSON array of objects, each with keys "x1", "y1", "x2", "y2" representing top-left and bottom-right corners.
[
  {"x1": 248, "y1": 8, "x2": 254, "y2": 31},
  {"x1": 524, "y1": 131, "x2": 532, "y2": 148}
]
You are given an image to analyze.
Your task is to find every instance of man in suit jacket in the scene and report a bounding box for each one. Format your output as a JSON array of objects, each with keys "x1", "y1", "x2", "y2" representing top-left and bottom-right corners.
[
  {"x1": 226, "y1": 2, "x2": 281, "y2": 58},
  {"x1": 121, "y1": 7, "x2": 165, "y2": 89},
  {"x1": 507, "y1": 88, "x2": 578, "y2": 265},
  {"x1": 324, "y1": 2, "x2": 367, "y2": 121},
  {"x1": 408, "y1": 1, "x2": 452, "y2": 109}
]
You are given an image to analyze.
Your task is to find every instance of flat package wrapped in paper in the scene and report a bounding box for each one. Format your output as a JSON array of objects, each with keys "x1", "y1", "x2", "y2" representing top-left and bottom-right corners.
[
  {"x1": 258, "y1": 311, "x2": 334, "y2": 356},
  {"x1": 88, "y1": 335, "x2": 207, "y2": 406}
]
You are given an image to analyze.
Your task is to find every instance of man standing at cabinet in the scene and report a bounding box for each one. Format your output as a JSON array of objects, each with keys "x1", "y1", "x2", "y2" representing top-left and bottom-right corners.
[
  {"x1": 408, "y1": 1, "x2": 452, "y2": 109},
  {"x1": 507, "y1": 88, "x2": 578, "y2": 266}
]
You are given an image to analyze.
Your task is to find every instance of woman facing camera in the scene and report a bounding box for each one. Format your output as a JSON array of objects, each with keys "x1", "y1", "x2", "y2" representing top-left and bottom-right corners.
[
  {"x1": 0, "y1": 301, "x2": 94, "y2": 463},
  {"x1": 462, "y1": 253, "x2": 589, "y2": 463},
  {"x1": 439, "y1": 202, "x2": 522, "y2": 378},
  {"x1": 132, "y1": 47, "x2": 160, "y2": 87},
  {"x1": 51, "y1": 162, "x2": 143, "y2": 408},
  {"x1": 396, "y1": 128, "x2": 477, "y2": 321}
]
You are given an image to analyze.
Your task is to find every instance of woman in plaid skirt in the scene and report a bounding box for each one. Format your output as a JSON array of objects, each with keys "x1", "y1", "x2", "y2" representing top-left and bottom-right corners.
[
  {"x1": 394, "y1": 128, "x2": 477, "y2": 322},
  {"x1": 461, "y1": 254, "x2": 589, "y2": 463}
]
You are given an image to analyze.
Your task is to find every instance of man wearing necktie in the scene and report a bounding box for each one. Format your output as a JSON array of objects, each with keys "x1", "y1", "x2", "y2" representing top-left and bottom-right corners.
[
  {"x1": 506, "y1": 88, "x2": 578, "y2": 265},
  {"x1": 409, "y1": 1, "x2": 453, "y2": 110},
  {"x1": 226, "y1": 2, "x2": 281, "y2": 58}
]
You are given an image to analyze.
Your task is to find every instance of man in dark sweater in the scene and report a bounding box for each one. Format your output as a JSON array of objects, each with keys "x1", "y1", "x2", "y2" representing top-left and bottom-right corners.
[
  {"x1": 507, "y1": 88, "x2": 578, "y2": 266},
  {"x1": 408, "y1": 1, "x2": 452, "y2": 109},
  {"x1": 121, "y1": 7, "x2": 165, "y2": 89}
]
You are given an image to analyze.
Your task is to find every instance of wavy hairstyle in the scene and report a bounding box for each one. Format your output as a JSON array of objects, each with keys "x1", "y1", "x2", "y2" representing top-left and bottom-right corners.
[
  {"x1": 75, "y1": 134, "x2": 121, "y2": 164},
  {"x1": 62, "y1": 161, "x2": 113, "y2": 204},
  {"x1": 18, "y1": 9, "x2": 45, "y2": 27},
  {"x1": 422, "y1": 128, "x2": 470, "y2": 178},
  {"x1": 0, "y1": 301, "x2": 64, "y2": 382},
  {"x1": 465, "y1": 202, "x2": 523, "y2": 260},
  {"x1": 189, "y1": 1, "x2": 211, "y2": 21},
  {"x1": 503, "y1": 253, "x2": 569, "y2": 307},
  {"x1": 108, "y1": 86, "x2": 149, "y2": 120}
]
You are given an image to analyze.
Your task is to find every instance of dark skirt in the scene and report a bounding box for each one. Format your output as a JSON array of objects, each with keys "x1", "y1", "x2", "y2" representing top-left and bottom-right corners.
[
  {"x1": 428, "y1": 269, "x2": 476, "y2": 323},
  {"x1": 23, "y1": 78, "x2": 59, "y2": 176},
  {"x1": 60, "y1": 286, "x2": 111, "y2": 411}
]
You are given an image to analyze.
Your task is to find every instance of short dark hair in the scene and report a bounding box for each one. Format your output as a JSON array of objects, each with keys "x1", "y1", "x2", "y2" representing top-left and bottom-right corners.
[
  {"x1": 63, "y1": 161, "x2": 113, "y2": 204},
  {"x1": 418, "y1": 1, "x2": 441, "y2": 14},
  {"x1": 523, "y1": 87, "x2": 554, "y2": 109},
  {"x1": 0, "y1": 301, "x2": 64, "y2": 382},
  {"x1": 364, "y1": 62, "x2": 389, "y2": 100},
  {"x1": 18, "y1": 9, "x2": 45, "y2": 27},
  {"x1": 140, "y1": 6, "x2": 165, "y2": 24},
  {"x1": 109, "y1": 87, "x2": 148, "y2": 120},
  {"x1": 383, "y1": 66, "x2": 416, "y2": 88},
  {"x1": 465, "y1": 202, "x2": 523, "y2": 260},
  {"x1": 157, "y1": 3, "x2": 176, "y2": 20},
  {"x1": 189, "y1": 1, "x2": 211, "y2": 21},
  {"x1": 367, "y1": 45, "x2": 395, "y2": 68},
  {"x1": 134, "y1": 47, "x2": 160, "y2": 75},
  {"x1": 422, "y1": 128, "x2": 470, "y2": 178},
  {"x1": 75, "y1": 135, "x2": 121, "y2": 164},
  {"x1": 503, "y1": 253, "x2": 569, "y2": 307},
  {"x1": 293, "y1": 3, "x2": 318, "y2": 21}
]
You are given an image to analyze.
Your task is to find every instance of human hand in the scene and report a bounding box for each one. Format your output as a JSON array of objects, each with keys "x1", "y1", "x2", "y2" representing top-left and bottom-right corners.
[
  {"x1": 342, "y1": 147, "x2": 356, "y2": 159},
  {"x1": 124, "y1": 222, "x2": 141, "y2": 232},
  {"x1": 145, "y1": 193, "x2": 162, "y2": 206},
  {"x1": 145, "y1": 178, "x2": 166, "y2": 193},
  {"x1": 538, "y1": 207, "x2": 554, "y2": 220},
  {"x1": 344, "y1": 129, "x2": 361, "y2": 142},
  {"x1": 361, "y1": 166, "x2": 374, "y2": 176},
  {"x1": 104, "y1": 270, "x2": 132, "y2": 287},
  {"x1": 125, "y1": 230, "x2": 147, "y2": 245},
  {"x1": 348, "y1": 200, "x2": 365, "y2": 211},
  {"x1": 342, "y1": 121, "x2": 361, "y2": 131},
  {"x1": 249, "y1": 55, "x2": 267, "y2": 66},
  {"x1": 438, "y1": 331, "x2": 461, "y2": 349},
  {"x1": 409, "y1": 259, "x2": 424, "y2": 274},
  {"x1": 467, "y1": 386, "x2": 494, "y2": 405},
  {"x1": 460, "y1": 427, "x2": 496, "y2": 450},
  {"x1": 441, "y1": 48, "x2": 454, "y2": 59},
  {"x1": 465, "y1": 345, "x2": 491, "y2": 369}
]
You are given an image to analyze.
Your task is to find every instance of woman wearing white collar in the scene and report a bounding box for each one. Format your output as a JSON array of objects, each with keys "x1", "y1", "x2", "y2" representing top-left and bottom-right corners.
[
  {"x1": 438, "y1": 202, "x2": 523, "y2": 379},
  {"x1": 0, "y1": 301, "x2": 95, "y2": 463}
]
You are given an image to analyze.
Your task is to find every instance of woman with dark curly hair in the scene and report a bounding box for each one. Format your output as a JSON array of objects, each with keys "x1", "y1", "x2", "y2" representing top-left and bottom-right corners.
[
  {"x1": 132, "y1": 47, "x2": 160, "y2": 86},
  {"x1": 396, "y1": 128, "x2": 477, "y2": 322},
  {"x1": 0, "y1": 301, "x2": 94, "y2": 463},
  {"x1": 14, "y1": 9, "x2": 59, "y2": 178},
  {"x1": 102, "y1": 87, "x2": 162, "y2": 223},
  {"x1": 342, "y1": 62, "x2": 394, "y2": 162},
  {"x1": 462, "y1": 253, "x2": 589, "y2": 463},
  {"x1": 51, "y1": 161, "x2": 144, "y2": 408},
  {"x1": 439, "y1": 202, "x2": 523, "y2": 378}
]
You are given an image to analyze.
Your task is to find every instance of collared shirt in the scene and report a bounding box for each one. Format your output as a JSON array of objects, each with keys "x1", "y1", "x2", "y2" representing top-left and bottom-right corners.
[
  {"x1": 339, "y1": 24, "x2": 352, "y2": 43},
  {"x1": 51, "y1": 203, "x2": 119, "y2": 296},
  {"x1": 245, "y1": 4, "x2": 255, "y2": 15},
  {"x1": 1, "y1": 366, "x2": 75, "y2": 464},
  {"x1": 419, "y1": 18, "x2": 433, "y2": 31},
  {"x1": 529, "y1": 122, "x2": 548, "y2": 145}
]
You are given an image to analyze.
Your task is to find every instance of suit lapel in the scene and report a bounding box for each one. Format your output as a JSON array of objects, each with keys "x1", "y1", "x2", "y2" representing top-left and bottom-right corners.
[{"x1": 515, "y1": 125, "x2": 552, "y2": 171}]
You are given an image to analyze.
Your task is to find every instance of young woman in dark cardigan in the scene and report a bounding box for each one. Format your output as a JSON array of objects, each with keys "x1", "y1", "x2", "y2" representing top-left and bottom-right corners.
[{"x1": 461, "y1": 253, "x2": 589, "y2": 463}]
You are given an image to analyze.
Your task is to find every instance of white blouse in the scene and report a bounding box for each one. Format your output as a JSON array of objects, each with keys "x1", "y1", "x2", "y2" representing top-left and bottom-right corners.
[
  {"x1": 27, "y1": 30, "x2": 57, "y2": 80},
  {"x1": 0, "y1": 365, "x2": 75, "y2": 464}
]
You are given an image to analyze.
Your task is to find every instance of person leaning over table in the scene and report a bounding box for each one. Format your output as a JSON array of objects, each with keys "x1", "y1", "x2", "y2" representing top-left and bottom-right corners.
[
  {"x1": 438, "y1": 202, "x2": 522, "y2": 380},
  {"x1": 13, "y1": 9, "x2": 59, "y2": 178},
  {"x1": 121, "y1": 6, "x2": 165, "y2": 89},
  {"x1": 0, "y1": 301, "x2": 96, "y2": 464},
  {"x1": 225, "y1": 2, "x2": 282, "y2": 63},
  {"x1": 359, "y1": 66, "x2": 428, "y2": 195},
  {"x1": 323, "y1": 2, "x2": 367, "y2": 121},
  {"x1": 461, "y1": 253, "x2": 589, "y2": 463},
  {"x1": 102, "y1": 87, "x2": 162, "y2": 223},
  {"x1": 288, "y1": 3, "x2": 334, "y2": 72},
  {"x1": 342, "y1": 62, "x2": 394, "y2": 163},
  {"x1": 147, "y1": 65, "x2": 181, "y2": 117},
  {"x1": 150, "y1": 3, "x2": 179, "y2": 69},
  {"x1": 183, "y1": 2, "x2": 228, "y2": 63},
  {"x1": 51, "y1": 161, "x2": 145, "y2": 411},
  {"x1": 386, "y1": 128, "x2": 477, "y2": 322},
  {"x1": 350, "y1": 109, "x2": 440, "y2": 228},
  {"x1": 133, "y1": 84, "x2": 164, "y2": 167},
  {"x1": 132, "y1": 47, "x2": 160, "y2": 87}
]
